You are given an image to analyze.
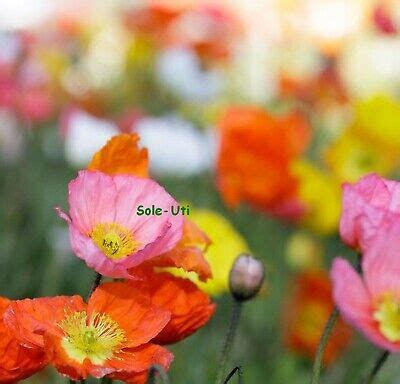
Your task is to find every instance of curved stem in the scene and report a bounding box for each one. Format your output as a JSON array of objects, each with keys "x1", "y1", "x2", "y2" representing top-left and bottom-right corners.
[
  {"x1": 364, "y1": 351, "x2": 389, "y2": 384},
  {"x1": 148, "y1": 364, "x2": 170, "y2": 384},
  {"x1": 223, "y1": 366, "x2": 243, "y2": 384},
  {"x1": 310, "y1": 307, "x2": 339, "y2": 384},
  {"x1": 215, "y1": 299, "x2": 243, "y2": 384}
]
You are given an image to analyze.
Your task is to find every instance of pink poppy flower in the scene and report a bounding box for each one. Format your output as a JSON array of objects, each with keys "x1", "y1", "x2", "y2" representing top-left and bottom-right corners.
[
  {"x1": 331, "y1": 222, "x2": 400, "y2": 352},
  {"x1": 340, "y1": 173, "x2": 400, "y2": 251},
  {"x1": 57, "y1": 170, "x2": 183, "y2": 278}
]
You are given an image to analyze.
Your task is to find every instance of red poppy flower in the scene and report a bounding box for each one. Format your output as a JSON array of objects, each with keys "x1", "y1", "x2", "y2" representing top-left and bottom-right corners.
[
  {"x1": 282, "y1": 271, "x2": 352, "y2": 365},
  {"x1": 0, "y1": 296, "x2": 47, "y2": 383},
  {"x1": 127, "y1": 272, "x2": 216, "y2": 345},
  {"x1": 4, "y1": 286, "x2": 172, "y2": 381}
]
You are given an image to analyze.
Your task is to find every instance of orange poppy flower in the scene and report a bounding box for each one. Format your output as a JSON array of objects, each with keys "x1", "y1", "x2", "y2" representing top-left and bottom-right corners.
[
  {"x1": 0, "y1": 297, "x2": 47, "y2": 383},
  {"x1": 88, "y1": 134, "x2": 212, "y2": 281},
  {"x1": 127, "y1": 271, "x2": 216, "y2": 345},
  {"x1": 131, "y1": 218, "x2": 212, "y2": 281},
  {"x1": 88, "y1": 133, "x2": 149, "y2": 177},
  {"x1": 282, "y1": 271, "x2": 352, "y2": 365},
  {"x1": 279, "y1": 62, "x2": 348, "y2": 108},
  {"x1": 217, "y1": 106, "x2": 310, "y2": 220},
  {"x1": 124, "y1": 3, "x2": 183, "y2": 46},
  {"x1": 4, "y1": 286, "x2": 172, "y2": 381}
]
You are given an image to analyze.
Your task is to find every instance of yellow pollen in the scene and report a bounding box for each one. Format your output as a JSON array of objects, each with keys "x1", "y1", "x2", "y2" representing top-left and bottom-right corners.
[
  {"x1": 91, "y1": 223, "x2": 138, "y2": 260},
  {"x1": 373, "y1": 294, "x2": 400, "y2": 342},
  {"x1": 59, "y1": 311, "x2": 126, "y2": 365}
]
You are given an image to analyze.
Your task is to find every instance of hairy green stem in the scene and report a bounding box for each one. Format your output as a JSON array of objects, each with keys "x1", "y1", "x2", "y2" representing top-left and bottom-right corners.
[
  {"x1": 310, "y1": 307, "x2": 339, "y2": 384},
  {"x1": 364, "y1": 351, "x2": 389, "y2": 384},
  {"x1": 88, "y1": 272, "x2": 102, "y2": 299},
  {"x1": 215, "y1": 299, "x2": 243, "y2": 384}
]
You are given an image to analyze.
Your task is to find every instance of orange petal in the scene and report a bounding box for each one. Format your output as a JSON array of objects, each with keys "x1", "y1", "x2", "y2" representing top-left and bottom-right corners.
[
  {"x1": 44, "y1": 320, "x2": 172, "y2": 381},
  {"x1": 133, "y1": 218, "x2": 212, "y2": 281},
  {"x1": 106, "y1": 343, "x2": 173, "y2": 380},
  {"x1": 0, "y1": 297, "x2": 47, "y2": 383},
  {"x1": 88, "y1": 133, "x2": 149, "y2": 177},
  {"x1": 129, "y1": 272, "x2": 216, "y2": 345},
  {"x1": 87, "y1": 282, "x2": 170, "y2": 348},
  {"x1": 4, "y1": 296, "x2": 86, "y2": 349}
]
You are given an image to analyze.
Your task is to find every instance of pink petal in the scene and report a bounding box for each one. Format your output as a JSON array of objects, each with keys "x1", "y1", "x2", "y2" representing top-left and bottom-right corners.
[
  {"x1": 112, "y1": 174, "x2": 183, "y2": 247},
  {"x1": 330, "y1": 257, "x2": 400, "y2": 351},
  {"x1": 362, "y1": 221, "x2": 400, "y2": 298},
  {"x1": 68, "y1": 170, "x2": 116, "y2": 234},
  {"x1": 69, "y1": 224, "x2": 133, "y2": 279}
]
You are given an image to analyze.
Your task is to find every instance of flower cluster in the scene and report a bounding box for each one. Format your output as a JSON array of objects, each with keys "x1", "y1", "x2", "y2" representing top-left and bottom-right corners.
[{"x1": 0, "y1": 133, "x2": 215, "y2": 382}]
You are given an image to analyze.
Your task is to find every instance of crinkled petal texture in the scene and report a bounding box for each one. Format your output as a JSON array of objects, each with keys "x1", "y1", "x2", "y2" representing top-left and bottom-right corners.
[
  {"x1": 130, "y1": 218, "x2": 212, "y2": 281},
  {"x1": 332, "y1": 223, "x2": 400, "y2": 352},
  {"x1": 0, "y1": 297, "x2": 47, "y2": 383},
  {"x1": 339, "y1": 173, "x2": 400, "y2": 251},
  {"x1": 59, "y1": 170, "x2": 183, "y2": 278},
  {"x1": 4, "y1": 285, "x2": 172, "y2": 381},
  {"x1": 127, "y1": 272, "x2": 216, "y2": 344},
  {"x1": 88, "y1": 134, "x2": 149, "y2": 177},
  {"x1": 216, "y1": 106, "x2": 310, "y2": 219},
  {"x1": 4, "y1": 296, "x2": 85, "y2": 348}
]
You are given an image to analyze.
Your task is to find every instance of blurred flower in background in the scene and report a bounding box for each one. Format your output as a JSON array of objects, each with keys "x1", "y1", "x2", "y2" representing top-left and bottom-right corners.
[
  {"x1": 282, "y1": 271, "x2": 352, "y2": 365},
  {"x1": 216, "y1": 106, "x2": 310, "y2": 221}
]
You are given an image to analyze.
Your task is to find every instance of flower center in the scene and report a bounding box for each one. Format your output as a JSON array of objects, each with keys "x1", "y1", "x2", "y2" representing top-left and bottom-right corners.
[
  {"x1": 373, "y1": 294, "x2": 400, "y2": 342},
  {"x1": 91, "y1": 223, "x2": 138, "y2": 260},
  {"x1": 60, "y1": 311, "x2": 126, "y2": 365}
]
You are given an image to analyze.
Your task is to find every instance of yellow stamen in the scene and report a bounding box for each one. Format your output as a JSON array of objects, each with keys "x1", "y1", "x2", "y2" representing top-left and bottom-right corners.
[
  {"x1": 373, "y1": 294, "x2": 400, "y2": 342},
  {"x1": 59, "y1": 311, "x2": 126, "y2": 365},
  {"x1": 90, "y1": 222, "x2": 138, "y2": 260}
]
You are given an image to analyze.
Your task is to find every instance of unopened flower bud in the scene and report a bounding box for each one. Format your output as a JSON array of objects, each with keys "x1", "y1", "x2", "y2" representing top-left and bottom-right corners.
[{"x1": 229, "y1": 253, "x2": 265, "y2": 301}]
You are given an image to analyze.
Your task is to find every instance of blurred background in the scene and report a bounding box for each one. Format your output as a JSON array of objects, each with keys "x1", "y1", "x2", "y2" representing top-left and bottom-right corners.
[{"x1": 1, "y1": 0, "x2": 400, "y2": 382}]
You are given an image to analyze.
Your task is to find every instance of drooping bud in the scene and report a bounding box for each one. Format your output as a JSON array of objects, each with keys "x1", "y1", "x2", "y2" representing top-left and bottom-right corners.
[{"x1": 229, "y1": 253, "x2": 265, "y2": 301}]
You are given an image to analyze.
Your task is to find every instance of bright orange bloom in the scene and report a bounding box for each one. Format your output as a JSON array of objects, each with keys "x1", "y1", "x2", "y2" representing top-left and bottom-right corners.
[
  {"x1": 0, "y1": 297, "x2": 47, "y2": 383},
  {"x1": 131, "y1": 218, "x2": 212, "y2": 281},
  {"x1": 282, "y1": 272, "x2": 352, "y2": 365},
  {"x1": 88, "y1": 134, "x2": 149, "y2": 178},
  {"x1": 89, "y1": 134, "x2": 212, "y2": 281},
  {"x1": 4, "y1": 286, "x2": 172, "y2": 381},
  {"x1": 124, "y1": 3, "x2": 182, "y2": 44},
  {"x1": 128, "y1": 272, "x2": 216, "y2": 345},
  {"x1": 217, "y1": 106, "x2": 310, "y2": 220}
]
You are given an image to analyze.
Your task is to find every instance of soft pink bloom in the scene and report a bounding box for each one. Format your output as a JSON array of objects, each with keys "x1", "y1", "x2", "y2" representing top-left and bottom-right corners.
[
  {"x1": 331, "y1": 222, "x2": 400, "y2": 352},
  {"x1": 340, "y1": 173, "x2": 400, "y2": 251},
  {"x1": 57, "y1": 170, "x2": 183, "y2": 278}
]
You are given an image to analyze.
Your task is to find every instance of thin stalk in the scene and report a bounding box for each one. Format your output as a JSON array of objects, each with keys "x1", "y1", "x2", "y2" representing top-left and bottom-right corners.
[
  {"x1": 310, "y1": 307, "x2": 339, "y2": 384},
  {"x1": 148, "y1": 364, "x2": 170, "y2": 384},
  {"x1": 223, "y1": 366, "x2": 243, "y2": 384},
  {"x1": 364, "y1": 351, "x2": 389, "y2": 384},
  {"x1": 88, "y1": 272, "x2": 102, "y2": 299},
  {"x1": 215, "y1": 299, "x2": 243, "y2": 384}
]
